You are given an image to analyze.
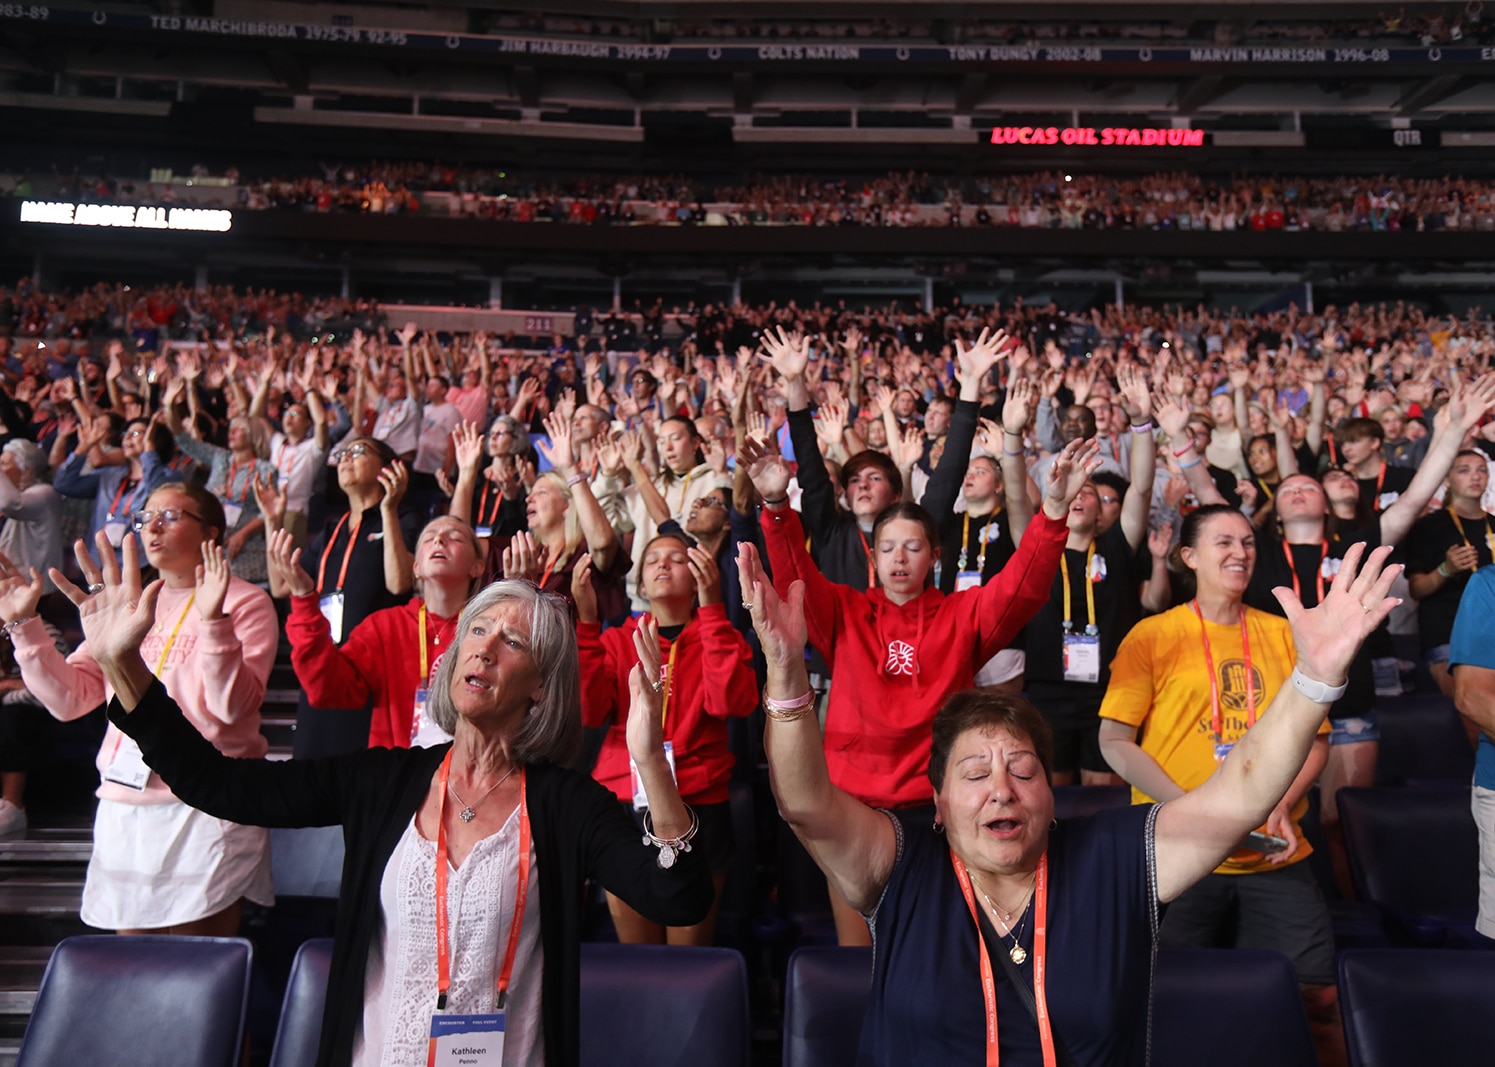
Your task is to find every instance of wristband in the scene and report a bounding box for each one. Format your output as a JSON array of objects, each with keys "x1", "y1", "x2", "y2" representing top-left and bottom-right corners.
[
  {"x1": 1172, "y1": 443, "x2": 1195, "y2": 458},
  {"x1": 1, "y1": 615, "x2": 36, "y2": 639},
  {"x1": 761, "y1": 495, "x2": 789, "y2": 507},
  {"x1": 764, "y1": 689, "x2": 816, "y2": 721},
  {"x1": 1178, "y1": 456, "x2": 1203, "y2": 470},
  {"x1": 1130, "y1": 421, "x2": 1154, "y2": 434},
  {"x1": 1289, "y1": 667, "x2": 1348, "y2": 704},
  {"x1": 1002, "y1": 446, "x2": 1025, "y2": 457},
  {"x1": 1438, "y1": 561, "x2": 1453, "y2": 578},
  {"x1": 641, "y1": 806, "x2": 699, "y2": 869},
  {"x1": 565, "y1": 472, "x2": 585, "y2": 487}
]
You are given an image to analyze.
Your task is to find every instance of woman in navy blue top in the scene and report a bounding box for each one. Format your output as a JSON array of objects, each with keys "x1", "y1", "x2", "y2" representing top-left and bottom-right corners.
[{"x1": 737, "y1": 523, "x2": 1402, "y2": 1066}]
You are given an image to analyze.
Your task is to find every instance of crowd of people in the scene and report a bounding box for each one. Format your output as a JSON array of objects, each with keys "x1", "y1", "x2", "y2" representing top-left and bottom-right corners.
[
  {"x1": 0, "y1": 285, "x2": 1492, "y2": 1065},
  {"x1": 15, "y1": 165, "x2": 1495, "y2": 233}
]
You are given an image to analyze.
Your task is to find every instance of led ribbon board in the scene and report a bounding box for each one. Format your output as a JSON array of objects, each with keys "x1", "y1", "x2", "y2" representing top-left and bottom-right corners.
[
  {"x1": 991, "y1": 127, "x2": 1208, "y2": 147},
  {"x1": 19, "y1": 201, "x2": 233, "y2": 231}
]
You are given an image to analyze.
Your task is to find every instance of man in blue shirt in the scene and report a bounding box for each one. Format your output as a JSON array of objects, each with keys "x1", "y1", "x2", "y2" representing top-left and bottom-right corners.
[{"x1": 1448, "y1": 567, "x2": 1495, "y2": 940}]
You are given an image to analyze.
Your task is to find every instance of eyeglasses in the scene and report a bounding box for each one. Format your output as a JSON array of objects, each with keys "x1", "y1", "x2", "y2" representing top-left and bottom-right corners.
[
  {"x1": 123, "y1": 429, "x2": 147, "y2": 440},
  {"x1": 132, "y1": 508, "x2": 204, "y2": 531},
  {"x1": 1096, "y1": 495, "x2": 1120, "y2": 506},
  {"x1": 331, "y1": 444, "x2": 371, "y2": 462},
  {"x1": 691, "y1": 497, "x2": 727, "y2": 510}
]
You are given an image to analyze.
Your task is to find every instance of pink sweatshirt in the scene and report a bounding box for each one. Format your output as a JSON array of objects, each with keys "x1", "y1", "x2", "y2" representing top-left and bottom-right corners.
[{"x1": 12, "y1": 580, "x2": 279, "y2": 805}]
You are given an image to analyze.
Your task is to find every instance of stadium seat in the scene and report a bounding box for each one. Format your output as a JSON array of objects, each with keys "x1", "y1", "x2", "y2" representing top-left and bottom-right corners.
[
  {"x1": 1339, "y1": 949, "x2": 1495, "y2": 1067},
  {"x1": 1153, "y1": 948, "x2": 1316, "y2": 1067},
  {"x1": 270, "y1": 825, "x2": 346, "y2": 899},
  {"x1": 267, "y1": 938, "x2": 333, "y2": 1067},
  {"x1": 579, "y1": 944, "x2": 750, "y2": 1067},
  {"x1": 782, "y1": 946, "x2": 872, "y2": 1067},
  {"x1": 1373, "y1": 693, "x2": 1475, "y2": 786},
  {"x1": 1052, "y1": 784, "x2": 1130, "y2": 822},
  {"x1": 17, "y1": 935, "x2": 252, "y2": 1067},
  {"x1": 1336, "y1": 785, "x2": 1481, "y2": 945}
]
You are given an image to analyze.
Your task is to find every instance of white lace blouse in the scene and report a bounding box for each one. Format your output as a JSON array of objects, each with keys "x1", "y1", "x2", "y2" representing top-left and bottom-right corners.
[{"x1": 352, "y1": 807, "x2": 544, "y2": 1067}]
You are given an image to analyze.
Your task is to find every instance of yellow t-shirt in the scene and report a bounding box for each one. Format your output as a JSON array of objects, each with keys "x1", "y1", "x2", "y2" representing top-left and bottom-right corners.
[{"x1": 1099, "y1": 602, "x2": 1327, "y2": 875}]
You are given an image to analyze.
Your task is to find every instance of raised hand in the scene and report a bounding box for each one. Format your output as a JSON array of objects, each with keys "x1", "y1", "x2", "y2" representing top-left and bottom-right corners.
[
  {"x1": 50, "y1": 534, "x2": 162, "y2": 669},
  {"x1": 1228, "y1": 363, "x2": 1251, "y2": 390},
  {"x1": 758, "y1": 326, "x2": 810, "y2": 382},
  {"x1": 377, "y1": 459, "x2": 408, "y2": 513},
  {"x1": 1271, "y1": 541, "x2": 1400, "y2": 688},
  {"x1": 1154, "y1": 390, "x2": 1191, "y2": 442},
  {"x1": 1116, "y1": 363, "x2": 1153, "y2": 422},
  {"x1": 571, "y1": 551, "x2": 599, "y2": 625},
  {"x1": 501, "y1": 530, "x2": 549, "y2": 583},
  {"x1": 397, "y1": 322, "x2": 418, "y2": 348},
  {"x1": 554, "y1": 387, "x2": 578, "y2": 423},
  {"x1": 840, "y1": 325, "x2": 863, "y2": 357},
  {"x1": 194, "y1": 541, "x2": 232, "y2": 621},
  {"x1": 1002, "y1": 376, "x2": 1037, "y2": 435},
  {"x1": 740, "y1": 435, "x2": 791, "y2": 502},
  {"x1": 1042, "y1": 437, "x2": 1103, "y2": 519},
  {"x1": 737, "y1": 541, "x2": 807, "y2": 670},
  {"x1": 0, "y1": 550, "x2": 43, "y2": 623},
  {"x1": 625, "y1": 616, "x2": 666, "y2": 765},
  {"x1": 815, "y1": 398, "x2": 849, "y2": 447},
  {"x1": 452, "y1": 421, "x2": 484, "y2": 473},
  {"x1": 887, "y1": 422, "x2": 925, "y2": 471},
  {"x1": 1439, "y1": 374, "x2": 1495, "y2": 434},
  {"x1": 536, "y1": 411, "x2": 576, "y2": 474},
  {"x1": 596, "y1": 432, "x2": 626, "y2": 479},
  {"x1": 704, "y1": 437, "x2": 728, "y2": 476},
  {"x1": 1148, "y1": 519, "x2": 1174, "y2": 561},
  {"x1": 266, "y1": 528, "x2": 315, "y2": 597},
  {"x1": 686, "y1": 544, "x2": 721, "y2": 606},
  {"x1": 954, "y1": 327, "x2": 1011, "y2": 393},
  {"x1": 745, "y1": 410, "x2": 770, "y2": 444},
  {"x1": 251, "y1": 473, "x2": 286, "y2": 531}
]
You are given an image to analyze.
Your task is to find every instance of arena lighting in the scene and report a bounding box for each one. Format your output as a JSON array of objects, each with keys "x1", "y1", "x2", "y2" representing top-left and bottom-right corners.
[
  {"x1": 990, "y1": 127, "x2": 1207, "y2": 148},
  {"x1": 18, "y1": 201, "x2": 233, "y2": 232}
]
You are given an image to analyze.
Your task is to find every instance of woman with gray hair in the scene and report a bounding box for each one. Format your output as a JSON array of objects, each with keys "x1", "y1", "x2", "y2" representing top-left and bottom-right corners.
[
  {"x1": 0, "y1": 439, "x2": 62, "y2": 592},
  {"x1": 65, "y1": 548, "x2": 712, "y2": 1067}
]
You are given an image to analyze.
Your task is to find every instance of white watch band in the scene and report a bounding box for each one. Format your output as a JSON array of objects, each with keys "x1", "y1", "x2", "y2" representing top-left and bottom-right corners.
[{"x1": 1290, "y1": 667, "x2": 1348, "y2": 704}]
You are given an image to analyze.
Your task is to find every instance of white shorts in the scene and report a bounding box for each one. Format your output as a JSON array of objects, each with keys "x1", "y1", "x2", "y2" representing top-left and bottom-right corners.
[
  {"x1": 81, "y1": 797, "x2": 274, "y2": 931},
  {"x1": 1474, "y1": 786, "x2": 1495, "y2": 940},
  {"x1": 974, "y1": 648, "x2": 1026, "y2": 688}
]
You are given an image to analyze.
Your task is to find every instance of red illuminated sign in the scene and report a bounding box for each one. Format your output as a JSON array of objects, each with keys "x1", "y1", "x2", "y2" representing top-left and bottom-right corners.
[{"x1": 990, "y1": 126, "x2": 1207, "y2": 147}]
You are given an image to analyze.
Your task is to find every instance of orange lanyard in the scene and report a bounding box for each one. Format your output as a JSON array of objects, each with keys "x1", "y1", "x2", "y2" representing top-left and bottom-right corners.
[
  {"x1": 316, "y1": 512, "x2": 362, "y2": 595},
  {"x1": 224, "y1": 459, "x2": 252, "y2": 504},
  {"x1": 856, "y1": 525, "x2": 876, "y2": 589},
  {"x1": 1281, "y1": 540, "x2": 1328, "y2": 605},
  {"x1": 418, "y1": 603, "x2": 454, "y2": 683},
  {"x1": 1326, "y1": 435, "x2": 1338, "y2": 467},
  {"x1": 538, "y1": 554, "x2": 558, "y2": 589},
  {"x1": 107, "y1": 474, "x2": 139, "y2": 521},
  {"x1": 434, "y1": 752, "x2": 529, "y2": 1012},
  {"x1": 1449, "y1": 508, "x2": 1495, "y2": 566},
  {"x1": 660, "y1": 631, "x2": 680, "y2": 731},
  {"x1": 951, "y1": 851, "x2": 1055, "y2": 1067},
  {"x1": 478, "y1": 481, "x2": 503, "y2": 528},
  {"x1": 1191, "y1": 600, "x2": 1256, "y2": 746},
  {"x1": 1370, "y1": 462, "x2": 1387, "y2": 511}
]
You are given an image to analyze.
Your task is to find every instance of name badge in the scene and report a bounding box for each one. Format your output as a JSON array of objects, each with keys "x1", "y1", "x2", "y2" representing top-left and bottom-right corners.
[
  {"x1": 428, "y1": 1012, "x2": 505, "y2": 1066},
  {"x1": 1377, "y1": 491, "x2": 1401, "y2": 510},
  {"x1": 319, "y1": 592, "x2": 346, "y2": 644},
  {"x1": 103, "y1": 735, "x2": 151, "y2": 791},
  {"x1": 103, "y1": 521, "x2": 128, "y2": 548},
  {"x1": 1088, "y1": 554, "x2": 1108, "y2": 581},
  {"x1": 473, "y1": 525, "x2": 493, "y2": 538},
  {"x1": 1214, "y1": 741, "x2": 1235, "y2": 764},
  {"x1": 221, "y1": 502, "x2": 244, "y2": 529},
  {"x1": 631, "y1": 740, "x2": 676, "y2": 811},
  {"x1": 411, "y1": 687, "x2": 454, "y2": 748},
  {"x1": 955, "y1": 570, "x2": 983, "y2": 592},
  {"x1": 1061, "y1": 633, "x2": 1101, "y2": 684}
]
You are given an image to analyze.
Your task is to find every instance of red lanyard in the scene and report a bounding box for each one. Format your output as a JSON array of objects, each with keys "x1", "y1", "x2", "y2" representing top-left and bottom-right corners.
[
  {"x1": 1281, "y1": 540, "x2": 1328, "y2": 605},
  {"x1": 1371, "y1": 462, "x2": 1387, "y2": 511},
  {"x1": 856, "y1": 525, "x2": 876, "y2": 589},
  {"x1": 951, "y1": 851, "x2": 1055, "y2": 1067},
  {"x1": 434, "y1": 751, "x2": 529, "y2": 1012},
  {"x1": 1191, "y1": 600, "x2": 1256, "y2": 746},
  {"x1": 316, "y1": 512, "x2": 363, "y2": 594},
  {"x1": 224, "y1": 459, "x2": 252, "y2": 505},
  {"x1": 107, "y1": 475, "x2": 139, "y2": 522},
  {"x1": 1326, "y1": 435, "x2": 1338, "y2": 467},
  {"x1": 478, "y1": 481, "x2": 503, "y2": 528}
]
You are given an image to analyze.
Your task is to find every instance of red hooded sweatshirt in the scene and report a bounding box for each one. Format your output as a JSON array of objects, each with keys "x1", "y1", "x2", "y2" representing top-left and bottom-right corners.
[
  {"x1": 287, "y1": 594, "x2": 459, "y2": 749},
  {"x1": 762, "y1": 505, "x2": 1067, "y2": 808},
  {"x1": 577, "y1": 603, "x2": 757, "y2": 805}
]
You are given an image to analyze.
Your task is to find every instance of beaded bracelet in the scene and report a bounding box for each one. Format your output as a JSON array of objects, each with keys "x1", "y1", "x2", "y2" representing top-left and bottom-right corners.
[
  {"x1": 1, "y1": 616, "x2": 36, "y2": 640},
  {"x1": 764, "y1": 690, "x2": 816, "y2": 721},
  {"x1": 642, "y1": 806, "x2": 700, "y2": 869}
]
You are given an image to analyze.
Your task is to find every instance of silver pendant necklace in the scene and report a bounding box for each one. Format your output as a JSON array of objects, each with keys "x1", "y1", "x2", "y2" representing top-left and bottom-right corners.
[{"x1": 447, "y1": 763, "x2": 517, "y2": 823}]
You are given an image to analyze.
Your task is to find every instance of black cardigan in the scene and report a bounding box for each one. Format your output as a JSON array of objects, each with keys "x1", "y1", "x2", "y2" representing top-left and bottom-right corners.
[{"x1": 108, "y1": 679, "x2": 713, "y2": 1067}]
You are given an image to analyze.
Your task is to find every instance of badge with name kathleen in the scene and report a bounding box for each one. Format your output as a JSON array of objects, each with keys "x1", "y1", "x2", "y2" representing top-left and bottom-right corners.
[{"x1": 427, "y1": 1011, "x2": 505, "y2": 1066}]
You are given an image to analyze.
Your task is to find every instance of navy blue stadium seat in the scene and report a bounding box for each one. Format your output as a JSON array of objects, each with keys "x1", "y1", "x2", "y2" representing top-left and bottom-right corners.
[
  {"x1": 1052, "y1": 784, "x2": 1130, "y2": 822},
  {"x1": 17, "y1": 935, "x2": 252, "y2": 1067},
  {"x1": 1373, "y1": 692, "x2": 1475, "y2": 786},
  {"x1": 1339, "y1": 949, "x2": 1495, "y2": 1067},
  {"x1": 267, "y1": 938, "x2": 333, "y2": 1067},
  {"x1": 782, "y1": 946, "x2": 872, "y2": 1067},
  {"x1": 1337, "y1": 785, "x2": 1481, "y2": 945},
  {"x1": 1153, "y1": 948, "x2": 1316, "y2": 1067},
  {"x1": 579, "y1": 944, "x2": 750, "y2": 1067}
]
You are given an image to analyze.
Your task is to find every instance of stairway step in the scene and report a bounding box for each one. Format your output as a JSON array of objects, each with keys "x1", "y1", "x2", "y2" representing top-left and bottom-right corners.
[
  {"x1": 0, "y1": 949, "x2": 50, "y2": 1017},
  {"x1": 0, "y1": 831, "x2": 91, "y2": 866},
  {"x1": 0, "y1": 881, "x2": 84, "y2": 917},
  {"x1": 263, "y1": 688, "x2": 302, "y2": 707}
]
